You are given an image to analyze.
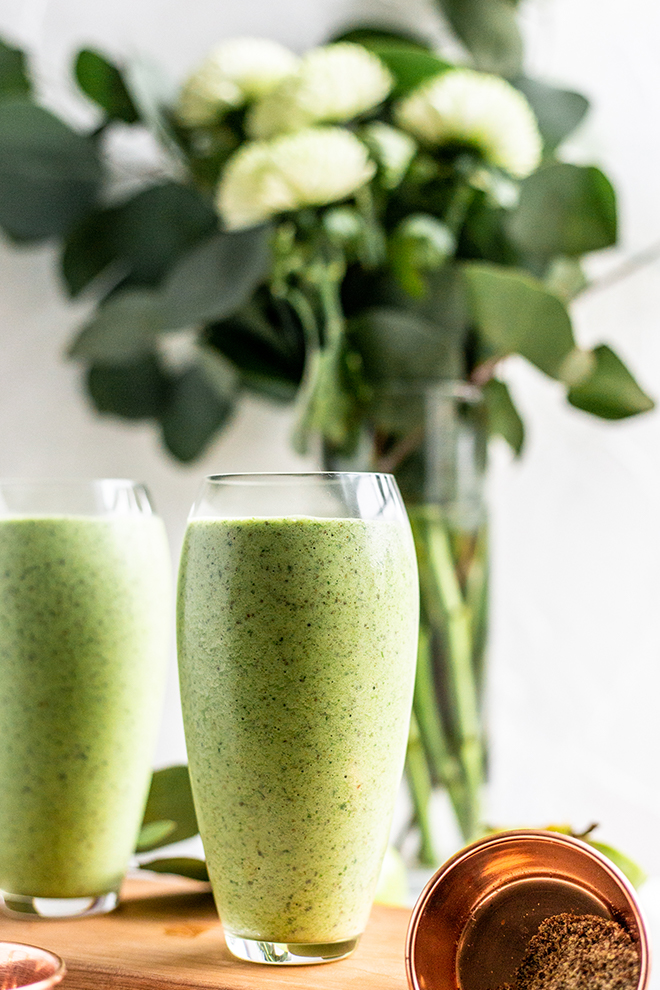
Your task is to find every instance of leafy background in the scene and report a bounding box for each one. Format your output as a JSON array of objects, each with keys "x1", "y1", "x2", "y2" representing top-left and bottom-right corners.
[{"x1": 1, "y1": 0, "x2": 660, "y2": 879}]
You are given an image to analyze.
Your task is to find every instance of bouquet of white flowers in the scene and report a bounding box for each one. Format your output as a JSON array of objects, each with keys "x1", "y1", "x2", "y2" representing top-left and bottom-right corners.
[{"x1": 0, "y1": 12, "x2": 652, "y2": 862}]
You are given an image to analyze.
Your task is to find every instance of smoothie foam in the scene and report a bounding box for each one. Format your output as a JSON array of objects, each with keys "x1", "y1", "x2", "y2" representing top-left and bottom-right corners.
[
  {"x1": 0, "y1": 514, "x2": 171, "y2": 899},
  {"x1": 177, "y1": 515, "x2": 418, "y2": 944}
]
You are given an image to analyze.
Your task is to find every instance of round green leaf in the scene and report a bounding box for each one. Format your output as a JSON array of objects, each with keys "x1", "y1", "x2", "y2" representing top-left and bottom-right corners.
[
  {"x1": 513, "y1": 77, "x2": 589, "y2": 152},
  {"x1": 484, "y1": 378, "x2": 524, "y2": 454},
  {"x1": 141, "y1": 766, "x2": 199, "y2": 848},
  {"x1": 75, "y1": 49, "x2": 139, "y2": 124},
  {"x1": 86, "y1": 353, "x2": 169, "y2": 419},
  {"x1": 507, "y1": 163, "x2": 617, "y2": 257},
  {"x1": 139, "y1": 857, "x2": 210, "y2": 882},
  {"x1": 462, "y1": 262, "x2": 576, "y2": 379},
  {"x1": 62, "y1": 182, "x2": 218, "y2": 297},
  {"x1": 160, "y1": 365, "x2": 234, "y2": 461},
  {"x1": 0, "y1": 98, "x2": 102, "y2": 240},
  {"x1": 0, "y1": 40, "x2": 31, "y2": 99},
  {"x1": 567, "y1": 344, "x2": 654, "y2": 420},
  {"x1": 437, "y1": 0, "x2": 523, "y2": 76},
  {"x1": 160, "y1": 226, "x2": 272, "y2": 328}
]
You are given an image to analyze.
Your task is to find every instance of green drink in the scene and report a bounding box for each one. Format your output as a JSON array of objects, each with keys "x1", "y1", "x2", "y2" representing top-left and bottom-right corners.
[
  {"x1": 177, "y1": 473, "x2": 418, "y2": 964},
  {"x1": 0, "y1": 481, "x2": 172, "y2": 918}
]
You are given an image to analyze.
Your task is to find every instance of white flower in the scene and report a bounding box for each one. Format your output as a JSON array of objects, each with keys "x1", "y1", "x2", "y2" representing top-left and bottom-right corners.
[
  {"x1": 395, "y1": 68, "x2": 542, "y2": 178},
  {"x1": 217, "y1": 126, "x2": 376, "y2": 229},
  {"x1": 176, "y1": 37, "x2": 300, "y2": 127},
  {"x1": 247, "y1": 42, "x2": 393, "y2": 139}
]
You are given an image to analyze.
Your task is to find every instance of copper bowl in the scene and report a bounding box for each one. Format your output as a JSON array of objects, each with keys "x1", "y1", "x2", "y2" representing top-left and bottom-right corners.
[
  {"x1": 405, "y1": 829, "x2": 650, "y2": 990},
  {"x1": 0, "y1": 941, "x2": 65, "y2": 990}
]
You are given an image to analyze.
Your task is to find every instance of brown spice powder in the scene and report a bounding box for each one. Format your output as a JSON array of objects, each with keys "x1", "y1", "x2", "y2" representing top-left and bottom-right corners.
[{"x1": 492, "y1": 913, "x2": 640, "y2": 990}]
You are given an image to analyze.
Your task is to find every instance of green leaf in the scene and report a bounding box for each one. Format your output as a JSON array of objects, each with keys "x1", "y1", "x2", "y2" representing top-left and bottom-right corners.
[
  {"x1": 328, "y1": 25, "x2": 433, "y2": 51},
  {"x1": 135, "y1": 820, "x2": 176, "y2": 852},
  {"x1": 350, "y1": 306, "x2": 462, "y2": 383},
  {"x1": 484, "y1": 378, "x2": 524, "y2": 454},
  {"x1": 0, "y1": 39, "x2": 31, "y2": 99},
  {"x1": 507, "y1": 164, "x2": 617, "y2": 258},
  {"x1": 361, "y1": 43, "x2": 451, "y2": 97},
  {"x1": 567, "y1": 344, "x2": 654, "y2": 420},
  {"x1": 462, "y1": 262, "x2": 576, "y2": 379},
  {"x1": 86, "y1": 353, "x2": 170, "y2": 419},
  {"x1": 436, "y1": 0, "x2": 523, "y2": 76},
  {"x1": 160, "y1": 365, "x2": 234, "y2": 461},
  {"x1": 588, "y1": 840, "x2": 647, "y2": 890},
  {"x1": 69, "y1": 289, "x2": 163, "y2": 360},
  {"x1": 0, "y1": 98, "x2": 101, "y2": 240},
  {"x1": 160, "y1": 226, "x2": 272, "y2": 327},
  {"x1": 513, "y1": 77, "x2": 589, "y2": 152},
  {"x1": 139, "y1": 857, "x2": 210, "y2": 882},
  {"x1": 206, "y1": 306, "x2": 304, "y2": 398},
  {"x1": 75, "y1": 49, "x2": 139, "y2": 124},
  {"x1": 140, "y1": 766, "x2": 199, "y2": 849},
  {"x1": 62, "y1": 182, "x2": 218, "y2": 297},
  {"x1": 69, "y1": 226, "x2": 271, "y2": 361}
]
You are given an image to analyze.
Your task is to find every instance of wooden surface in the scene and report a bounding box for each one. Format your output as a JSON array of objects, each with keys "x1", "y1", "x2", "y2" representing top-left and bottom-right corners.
[{"x1": 0, "y1": 876, "x2": 413, "y2": 990}]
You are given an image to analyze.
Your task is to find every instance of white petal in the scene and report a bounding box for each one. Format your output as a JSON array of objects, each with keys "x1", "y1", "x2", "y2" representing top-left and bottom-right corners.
[{"x1": 396, "y1": 68, "x2": 542, "y2": 178}]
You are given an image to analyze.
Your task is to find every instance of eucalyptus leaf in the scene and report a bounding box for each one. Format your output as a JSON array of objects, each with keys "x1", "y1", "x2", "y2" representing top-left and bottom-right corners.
[
  {"x1": 160, "y1": 226, "x2": 272, "y2": 327},
  {"x1": 69, "y1": 225, "x2": 271, "y2": 361},
  {"x1": 329, "y1": 26, "x2": 433, "y2": 51},
  {"x1": 360, "y1": 43, "x2": 451, "y2": 97},
  {"x1": 160, "y1": 364, "x2": 234, "y2": 461},
  {"x1": 0, "y1": 39, "x2": 31, "y2": 99},
  {"x1": 507, "y1": 163, "x2": 617, "y2": 257},
  {"x1": 140, "y1": 765, "x2": 199, "y2": 849},
  {"x1": 86, "y1": 353, "x2": 170, "y2": 419},
  {"x1": 69, "y1": 289, "x2": 163, "y2": 360},
  {"x1": 567, "y1": 344, "x2": 654, "y2": 420},
  {"x1": 350, "y1": 306, "x2": 462, "y2": 383},
  {"x1": 62, "y1": 182, "x2": 218, "y2": 297},
  {"x1": 483, "y1": 378, "x2": 524, "y2": 454},
  {"x1": 139, "y1": 857, "x2": 210, "y2": 882},
  {"x1": 135, "y1": 819, "x2": 176, "y2": 852},
  {"x1": 0, "y1": 98, "x2": 101, "y2": 240},
  {"x1": 206, "y1": 307, "x2": 304, "y2": 397},
  {"x1": 513, "y1": 77, "x2": 589, "y2": 152},
  {"x1": 462, "y1": 262, "x2": 576, "y2": 379},
  {"x1": 75, "y1": 49, "x2": 139, "y2": 124},
  {"x1": 436, "y1": 0, "x2": 523, "y2": 76}
]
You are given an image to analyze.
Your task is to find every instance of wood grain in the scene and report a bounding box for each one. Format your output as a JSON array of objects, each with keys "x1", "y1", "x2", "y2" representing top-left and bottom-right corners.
[{"x1": 0, "y1": 876, "x2": 412, "y2": 990}]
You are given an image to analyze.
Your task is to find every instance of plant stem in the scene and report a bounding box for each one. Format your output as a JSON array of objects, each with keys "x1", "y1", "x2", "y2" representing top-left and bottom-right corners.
[
  {"x1": 405, "y1": 712, "x2": 438, "y2": 866},
  {"x1": 409, "y1": 504, "x2": 485, "y2": 842}
]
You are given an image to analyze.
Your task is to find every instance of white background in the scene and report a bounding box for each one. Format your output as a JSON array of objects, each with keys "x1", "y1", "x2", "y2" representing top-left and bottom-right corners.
[{"x1": 1, "y1": 0, "x2": 659, "y2": 899}]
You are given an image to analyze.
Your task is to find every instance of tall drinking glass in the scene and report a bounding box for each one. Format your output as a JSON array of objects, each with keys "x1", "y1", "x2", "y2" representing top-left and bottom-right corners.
[
  {"x1": 177, "y1": 472, "x2": 419, "y2": 964},
  {"x1": 0, "y1": 480, "x2": 172, "y2": 918}
]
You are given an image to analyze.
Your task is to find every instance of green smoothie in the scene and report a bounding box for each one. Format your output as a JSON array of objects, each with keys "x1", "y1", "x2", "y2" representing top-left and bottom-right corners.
[
  {"x1": 177, "y1": 515, "x2": 418, "y2": 945},
  {"x1": 0, "y1": 514, "x2": 171, "y2": 900}
]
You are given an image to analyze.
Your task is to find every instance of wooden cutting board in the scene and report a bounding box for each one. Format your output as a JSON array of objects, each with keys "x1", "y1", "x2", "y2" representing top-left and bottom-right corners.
[{"x1": 0, "y1": 876, "x2": 413, "y2": 990}]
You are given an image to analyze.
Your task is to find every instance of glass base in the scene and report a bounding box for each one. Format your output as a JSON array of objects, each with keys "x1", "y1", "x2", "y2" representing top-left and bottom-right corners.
[
  {"x1": 0, "y1": 889, "x2": 119, "y2": 919},
  {"x1": 224, "y1": 932, "x2": 361, "y2": 965}
]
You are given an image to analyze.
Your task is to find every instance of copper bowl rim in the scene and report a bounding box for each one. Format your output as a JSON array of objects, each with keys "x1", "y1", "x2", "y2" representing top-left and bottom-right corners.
[
  {"x1": 405, "y1": 829, "x2": 651, "y2": 990},
  {"x1": 0, "y1": 940, "x2": 66, "y2": 990}
]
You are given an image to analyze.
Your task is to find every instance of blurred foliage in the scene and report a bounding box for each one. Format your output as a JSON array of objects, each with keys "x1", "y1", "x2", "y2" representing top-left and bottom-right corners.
[{"x1": 0, "y1": 9, "x2": 652, "y2": 461}]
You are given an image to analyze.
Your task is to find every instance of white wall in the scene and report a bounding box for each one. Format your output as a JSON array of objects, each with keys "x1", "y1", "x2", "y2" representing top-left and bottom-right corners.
[{"x1": 1, "y1": 0, "x2": 660, "y2": 880}]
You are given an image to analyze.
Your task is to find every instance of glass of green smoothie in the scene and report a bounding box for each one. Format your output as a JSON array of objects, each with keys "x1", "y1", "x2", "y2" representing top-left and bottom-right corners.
[
  {"x1": 177, "y1": 472, "x2": 419, "y2": 964},
  {"x1": 0, "y1": 479, "x2": 172, "y2": 919}
]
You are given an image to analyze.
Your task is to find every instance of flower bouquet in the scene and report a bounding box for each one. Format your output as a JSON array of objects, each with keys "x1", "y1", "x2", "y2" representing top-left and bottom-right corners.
[{"x1": 0, "y1": 13, "x2": 652, "y2": 861}]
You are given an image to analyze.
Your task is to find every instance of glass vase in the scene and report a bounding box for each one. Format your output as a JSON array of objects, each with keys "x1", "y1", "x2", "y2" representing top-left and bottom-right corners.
[{"x1": 324, "y1": 383, "x2": 488, "y2": 864}]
